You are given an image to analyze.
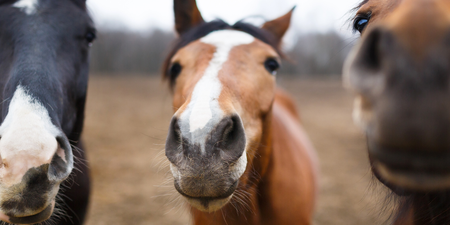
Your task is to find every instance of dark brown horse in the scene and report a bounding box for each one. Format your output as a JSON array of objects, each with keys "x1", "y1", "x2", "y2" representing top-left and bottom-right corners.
[
  {"x1": 163, "y1": 0, "x2": 318, "y2": 224},
  {"x1": 0, "y1": 0, "x2": 94, "y2": 224},
  {"x1": 345, "y1": 0, "x2": 450, "y2": 224}
]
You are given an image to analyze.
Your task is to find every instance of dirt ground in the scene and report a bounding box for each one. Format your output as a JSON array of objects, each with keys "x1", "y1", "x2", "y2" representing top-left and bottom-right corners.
[{"x1": 81, "y1": 75, "x2": 391, "y2": 225}]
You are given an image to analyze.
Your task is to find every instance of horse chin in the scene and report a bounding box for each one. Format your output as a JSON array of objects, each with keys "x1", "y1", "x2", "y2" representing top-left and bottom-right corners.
[
  {"x1": 373, "y1": 162, "x2": 450, "y2": 192},
  {"x1": 173, "y1": 178, "x2": 238, "y2": 212},
  {"x1": 369, "y1": 140, "x2": 450, "y2": 192},
  {"x1": 0, "y1": 200, "x2": 55, "y2": 224},
  {"x1": 184, "y1": 195, "x2": 233, "y2": 213}
]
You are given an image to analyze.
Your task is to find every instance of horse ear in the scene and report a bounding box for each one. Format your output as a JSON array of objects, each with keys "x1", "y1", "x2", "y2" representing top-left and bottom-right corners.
[
  {"x1": 262, "y1": 6, "x2": 295, "y2": 46},
  {"x1": 174, "y1": 0, "x2": 205, "y2": 35}
]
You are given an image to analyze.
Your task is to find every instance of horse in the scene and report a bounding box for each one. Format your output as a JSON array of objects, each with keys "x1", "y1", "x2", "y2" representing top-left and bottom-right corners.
[
  {"x1": 344, "y1": 0, "x2": 450, "y2": 224},
  {"x1": 163, "y1": 0, "x2": 318, "y2": 224},
  {"x1": 0, "y1": 0, "x2": 94, "y2": 224}
]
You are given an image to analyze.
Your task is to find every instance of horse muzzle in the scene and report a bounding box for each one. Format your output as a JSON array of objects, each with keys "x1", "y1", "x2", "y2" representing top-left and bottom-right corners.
[{"x1": 166, "y1": 114, "x2": 248, "y2": 212}]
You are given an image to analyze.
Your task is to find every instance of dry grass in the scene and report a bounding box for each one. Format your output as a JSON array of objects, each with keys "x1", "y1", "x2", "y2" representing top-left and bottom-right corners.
[{"x1": 82, "y1": 75, "x2": 390, "y2": 225}]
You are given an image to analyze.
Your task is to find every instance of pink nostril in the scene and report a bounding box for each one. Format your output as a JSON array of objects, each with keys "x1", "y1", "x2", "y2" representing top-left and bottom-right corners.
[{"x1": 56, "y1": 144, "x2": 66, "y2": 163}]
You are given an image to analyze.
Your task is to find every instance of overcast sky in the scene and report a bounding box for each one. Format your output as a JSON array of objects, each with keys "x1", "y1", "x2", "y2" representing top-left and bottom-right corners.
[{"x1": 87, "y1": 0, "x2": 360, "y2": 34}]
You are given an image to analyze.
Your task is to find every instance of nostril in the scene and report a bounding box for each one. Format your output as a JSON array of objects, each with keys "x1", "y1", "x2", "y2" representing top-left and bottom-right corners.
[
  {"x1": 210, "y1": 115, "x2": 246, "y2": 162},
  {"x1": 48, "y1": 136, "x2": 73, "y2": 182},
  {"x1": 56, "y1": 146, "x2": 66, "y2": 164},
  {"x1": 220, "y1": 116, "x2": 239, "y2": 146},
  {"x1": 214, "y1": 117, "x2": 234, "y2": 147},
  {"x1": 345, "y1": 27, "x2": 395, "y2": 95},
  {"x1": 355, "y1": 27, "x2": 384, "y2": 71},
  {"x1": 165, "y1": 117, "x2": 182, "y2": 163}
]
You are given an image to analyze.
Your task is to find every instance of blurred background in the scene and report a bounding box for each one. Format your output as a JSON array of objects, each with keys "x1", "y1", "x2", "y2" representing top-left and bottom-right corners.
[
  {"x1": 81, "y1": 0, "x2": 391, "y2": 225},
  {"x1": 86, "y1": 0, "x2": 360, "y2": 76}
]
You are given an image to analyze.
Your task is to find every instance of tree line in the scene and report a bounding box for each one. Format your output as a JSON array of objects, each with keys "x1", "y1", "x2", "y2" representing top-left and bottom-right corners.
[{"x1": 89, "y1": 29, "x2": 353, "y2": 76}]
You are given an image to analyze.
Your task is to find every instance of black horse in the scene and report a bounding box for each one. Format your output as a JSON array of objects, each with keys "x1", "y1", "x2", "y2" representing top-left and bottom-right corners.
[{"x1": 0, "y1": 0, "x2": 94, "y2": 224}]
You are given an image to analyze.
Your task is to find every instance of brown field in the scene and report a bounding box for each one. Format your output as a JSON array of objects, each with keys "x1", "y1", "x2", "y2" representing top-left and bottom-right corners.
[{"x1": 82, "y1": 76, "x2": 390, "y2": 225}]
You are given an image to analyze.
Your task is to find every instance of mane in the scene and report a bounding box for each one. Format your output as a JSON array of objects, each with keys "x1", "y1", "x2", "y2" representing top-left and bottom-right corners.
[{"x1": 162, "y1": 19, "x2": 282, "y2": 88}]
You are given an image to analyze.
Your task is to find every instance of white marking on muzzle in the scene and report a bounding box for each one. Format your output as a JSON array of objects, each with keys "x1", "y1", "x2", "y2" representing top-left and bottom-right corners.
[
  {"x1": 179, "y1": 30, "x2": 254, "y2": 153},
  {"x1": 13, "y1": 0, "x2": 38, "y2": 15},
  {"x1": 230, "y1": 152, "x2": 247, "y2": 181},
  {"x1": 0, "y1": 86, "x2": 60, "y2": 186}
]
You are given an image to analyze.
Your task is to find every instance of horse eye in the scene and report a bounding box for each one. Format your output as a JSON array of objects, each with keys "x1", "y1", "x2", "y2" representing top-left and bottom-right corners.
[
  {"x1": 264, "y1": 58, "x2": 280, "y2": 75},
  {"x1": 353, "y1": 16, "x2": 370, "y2": 34},
  {"x1": 169, "y1": 63, "x2": 182, "y2": 79},
  {"x1": 85, "y1": 31, "x2": 96, "y2": 46}
]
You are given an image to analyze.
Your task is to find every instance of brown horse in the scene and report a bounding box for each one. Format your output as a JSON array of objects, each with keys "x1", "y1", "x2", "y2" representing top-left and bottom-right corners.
[
  {"x1": 162, "y1": 0, "x2": 318, "y2": 224},
  {"x1": 345, "y1": 0, "x2": 450, "y2": 224}
]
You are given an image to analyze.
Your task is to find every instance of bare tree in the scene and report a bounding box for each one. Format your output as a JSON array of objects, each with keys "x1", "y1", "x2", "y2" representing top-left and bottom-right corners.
[
  {"x1": 281, "y1": 31, "x2": 353, "y2": 76},
  {"x1": 90, "y1": 29, "x2": 175, "y2": 75},
  {"x1": 90, "y1": 29, "x2": 353, "y2": 76}
]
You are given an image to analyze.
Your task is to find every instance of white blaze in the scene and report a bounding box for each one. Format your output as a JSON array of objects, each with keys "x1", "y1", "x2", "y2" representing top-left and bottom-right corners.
[
  {"x1": 182, "y1": 30, "x2": 254, "y2": 137},
  {"x1": 0, "y1": 86, "x2": 60, "y2": 186},
  {"x1": 13, "y1": 0, "x2": 38, "y2": 15}
]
